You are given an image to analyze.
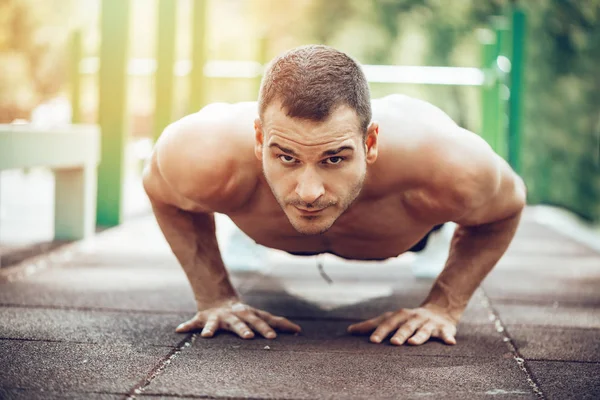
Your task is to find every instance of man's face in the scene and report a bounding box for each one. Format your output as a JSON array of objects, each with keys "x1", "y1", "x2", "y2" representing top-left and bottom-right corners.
[{"x1": 255, "y1": 102, "x2": 378, "y2": 235}]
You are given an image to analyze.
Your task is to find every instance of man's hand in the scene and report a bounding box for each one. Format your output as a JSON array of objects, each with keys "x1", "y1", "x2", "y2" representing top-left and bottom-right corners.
[
  {"x1": 347, "y1": 304, "x2": 457, "y2": 346},
  {"x1": 176, "y1": 301, "x2": 302, "y2": 339}
]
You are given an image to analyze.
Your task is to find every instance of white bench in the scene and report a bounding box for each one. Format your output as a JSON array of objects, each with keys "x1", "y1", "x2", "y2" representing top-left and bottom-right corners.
[{"x1": 0, "y1": 124, "x2": 100, "y2": 240}]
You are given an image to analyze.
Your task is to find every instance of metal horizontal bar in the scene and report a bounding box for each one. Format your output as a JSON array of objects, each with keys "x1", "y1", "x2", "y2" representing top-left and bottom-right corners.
[
  {"x1": 78, "y1": 57, "x2": 484, "y2": 86},
  {"x1": 362, "y1": 65, "x2": 484, "y2": 86}
]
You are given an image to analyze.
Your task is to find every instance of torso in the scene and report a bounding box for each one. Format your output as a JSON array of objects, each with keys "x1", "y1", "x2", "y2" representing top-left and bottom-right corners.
[
  {"x1": 181, "y1": 95, "x2": 469, "y2": 260},
  {"x1": 226, "y1": 186, "x2": 434, "y2": 260}
]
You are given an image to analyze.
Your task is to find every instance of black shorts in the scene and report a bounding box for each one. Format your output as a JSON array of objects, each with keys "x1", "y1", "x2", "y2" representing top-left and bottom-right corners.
[
  {"x1": 408, "y1": 224, "x2": 444, "y2": 253},
  {"x1": 286, "y1": 224, "x2": 446, "y2": 257}
]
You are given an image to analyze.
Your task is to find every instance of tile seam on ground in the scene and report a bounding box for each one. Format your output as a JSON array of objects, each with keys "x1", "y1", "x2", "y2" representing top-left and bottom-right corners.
[
  {"x1": 0, "y1": 303, "x2": 189, "y2": 315},
  {"x1": 125, "y1": 333, "x2": 197, "y2": 399},
  {"x1": 0, "y1": 387, "x2": 127, "y2": 397},
  {"x1": 181, "y1": 347, "x2": 498, "y2": 358},
  {"x1": 0, "y1": 303, "x2": 381, "y2": 322},
  {"x1": 0, "y1": 337, "x2": 175, "y2": 349},
  {"x1": 478, "y1": 288, "x2": 546, "y2": 399},
  {"x1": 138, "y1": 394, "x2": 300, "y2": 400},
  {"x1": 0, "y1": 337, "x2": 96, "y2": 345},
  {"x1": 526, "y1": 359, "x2": 600, "y2": 365}
]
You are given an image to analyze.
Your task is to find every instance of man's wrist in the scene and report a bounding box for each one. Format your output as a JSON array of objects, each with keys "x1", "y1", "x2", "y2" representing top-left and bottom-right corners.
[
  {"x1": 196, "y1": 295, "x2": 241, "y2": 311},
  {"x1": 421, "y1": 281, "x2": 467, "y2": 323},
  {"x1": 420, "y1": 301, "x2": 462, "y2": 324}
]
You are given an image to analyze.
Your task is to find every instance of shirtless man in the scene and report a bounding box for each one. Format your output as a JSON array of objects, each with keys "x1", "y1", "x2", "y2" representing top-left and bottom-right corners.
[{"x1": 143, "y1": 45, "x2": 526, "y2": 346}]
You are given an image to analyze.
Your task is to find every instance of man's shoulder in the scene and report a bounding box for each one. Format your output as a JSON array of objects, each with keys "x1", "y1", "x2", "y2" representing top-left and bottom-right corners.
[
  {"x1": 150, "y1": 102, "x2": 260, "y2": 212},
  {"x1": 373, "y1": 94, "x2": 457, "y2": 130},
  {"x1": 370, "y1": 94, "x2": 461, "y2": 187},
  {"x1": 372, "y1": 94, "x2": 501, "y2": 220}
]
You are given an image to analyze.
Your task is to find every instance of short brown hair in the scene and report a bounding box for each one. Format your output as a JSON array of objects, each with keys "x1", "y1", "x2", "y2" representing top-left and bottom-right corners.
[{"x1": 258, "y1": 45, "x2": 372, "y2": 136}]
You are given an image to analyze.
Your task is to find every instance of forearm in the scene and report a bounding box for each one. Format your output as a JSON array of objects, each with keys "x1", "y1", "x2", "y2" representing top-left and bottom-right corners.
[
  {"x1": 150, "y1": 200, "x2": 239, "y2": 309},
  {"x1": 422, "y1": 210, "x2": 523, "y2": 321}
]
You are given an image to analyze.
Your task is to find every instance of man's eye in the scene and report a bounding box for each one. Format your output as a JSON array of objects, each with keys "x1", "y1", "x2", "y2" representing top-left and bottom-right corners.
[
  {"x1": 279, "y1": 155, "x2": 296, "y2": 164},
  {"x1": 325, "y1": 157, "x2": 344, "y2": 165}
]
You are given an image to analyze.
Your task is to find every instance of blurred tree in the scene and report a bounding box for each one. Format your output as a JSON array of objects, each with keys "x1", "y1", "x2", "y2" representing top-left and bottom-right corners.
[
  {"x1": 265, "y1": 0, "x2": 600, "y2": 221},
  {"x1": 0, "y1": 0, "x2": 75, "y2": 122},
  {"x1": 0, "y1": 0, "x2": 597, "y2": 220},
  {"x1": 519, "y1": 0, "x2": 600, "y2": 220}
]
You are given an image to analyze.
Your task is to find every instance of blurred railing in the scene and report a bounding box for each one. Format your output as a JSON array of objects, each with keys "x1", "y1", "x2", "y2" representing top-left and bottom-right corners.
[
  {"x1": 66, "y1": 0, "x2": 525, "y2": 228},
  {"x1": 76, "y1": 57, "x2": 486, "y2": 86}
]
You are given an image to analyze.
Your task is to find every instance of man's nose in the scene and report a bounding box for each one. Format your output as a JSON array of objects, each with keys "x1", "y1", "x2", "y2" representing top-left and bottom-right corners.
[{"x1": 295, "y1": 168, "x2": 325, "y2": 205}]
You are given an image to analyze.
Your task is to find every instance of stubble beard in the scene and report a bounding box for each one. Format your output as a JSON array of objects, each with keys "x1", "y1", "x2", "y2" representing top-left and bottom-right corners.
[{"x1": 263, "y1": 167, "x2": 366, "y2": 236}]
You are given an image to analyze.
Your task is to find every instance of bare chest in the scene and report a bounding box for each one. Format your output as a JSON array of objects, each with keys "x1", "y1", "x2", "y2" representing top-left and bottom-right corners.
[{"x1": 226, "y1": 190, "x2": 434, "y2": 261}]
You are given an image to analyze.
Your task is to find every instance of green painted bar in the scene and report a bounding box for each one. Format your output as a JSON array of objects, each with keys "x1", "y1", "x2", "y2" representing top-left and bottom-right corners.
[
  {"x1": 493, "y1": 21, "x2": 509, "y2": 159},
  {"x1": 154, "y1": 0, "x2": 177, "y2": 142},
  {"x1": 480, "y1": 30, "x2": 497, "y2": 149},
  {"x1": 508, "y1": 8, "x2": 526, "y2": 175},
  {"x1": 189, "y1": 0, "x2": 208, "y2": 114},
  {"x1": 96, "y1": 0, "x2": 130, "y2": 227},
  {"x1": 70, "y1": 30, "x2": 82, "y2": 124}
]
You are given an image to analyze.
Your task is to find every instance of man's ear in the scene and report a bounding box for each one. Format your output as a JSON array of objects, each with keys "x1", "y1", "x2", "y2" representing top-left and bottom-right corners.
[
  {"x1": 365, "y1": 121, "x2": 379, "y2": 164},
  {"x1": 254, "y1": 118, "x2": 264, "y2": 161}
]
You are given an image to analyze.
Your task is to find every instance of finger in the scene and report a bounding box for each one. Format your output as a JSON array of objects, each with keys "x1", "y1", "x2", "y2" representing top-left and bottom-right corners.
[
  {"x1": 370, "y1": 312, "x2": 411, "y2": 344},
  {"x1": 241, "y1": 312, "x2": 277, "y2": 339},
  {"x1": 439, "y1": 326, "x2": 457, "y2": 345},
  {"x1": 347, "y1": 312, "x2": 391, "y2": 335},
  {"x1": 201, "y1": 315, "x2": 219, "y2": 338},
  {"x1": 407, "y1": 323, "x2": 435, "y2": 346},
  {"x1": 255, "y1": 310, "x2": 302, "y2": 333},
  {"x1": 223, "y1": 314, "x2": 254, "y2": 339},
  {"x1": 176, "y1": 316, "x2": 204, "y2": 333},
  {"x1": 389, "y1": 317, "x2": 427, "y2": 345},
  {"x1": 348, "y1": 317, "x2": 382, "y2": 334}
]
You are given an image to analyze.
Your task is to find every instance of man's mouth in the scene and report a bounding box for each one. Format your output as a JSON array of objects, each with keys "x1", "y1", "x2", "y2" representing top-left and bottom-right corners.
[{"x1": 295, "y1": 206, "x2": 325, "y2": 214}]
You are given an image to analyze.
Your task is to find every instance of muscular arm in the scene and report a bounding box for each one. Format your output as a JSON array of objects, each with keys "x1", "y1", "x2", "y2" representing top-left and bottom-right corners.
[
  {"x1": 396, "y1": 100, "x2": 527, "y2": 319},
  {"x1": 349, "y1": 98, "x2": 526, "y2": 345},
  {"x1": 143, "y1": 143, "x2": 239, "y2": 309},
  {"x1": 149, "y1": 202, "x2": 239, "y2": 307},
  {"x1": 422, "y1": 149, "x2": 527, "y2": 322},
  {"x1": 143, "y1": 110, "x2": 301, "y2": 338}
]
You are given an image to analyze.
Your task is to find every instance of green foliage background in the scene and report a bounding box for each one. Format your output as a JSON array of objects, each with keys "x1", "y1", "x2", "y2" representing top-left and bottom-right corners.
[
  {"x1": 1, "y1": 0, "x2": 599, "y2": 221},
  {"x1": 292, "y1": 0, "x2": 600, "y2": 222}
]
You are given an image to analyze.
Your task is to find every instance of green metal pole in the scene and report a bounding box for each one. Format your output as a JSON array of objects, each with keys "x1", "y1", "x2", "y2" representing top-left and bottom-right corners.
[
  {"x1": 190, "y1": 0, "x2": 208, "y2": 114},
  {"x1": 70, "y1": 30, "x2": 82, "y2": 124},
  {"x1": 508, "y1": 7, "x2": 526, "y2": 175},
  {"x1": 480, "y1": 29, "x2": 497, "y2": 149},
  {"x1": 96, "y1": 0, "x2": 130, "y2": 227},
  {"x1": 154, "y1": 0, "x2": 177, "y2": 142},
  {"x1": 493, "y1": 17, "x2": 510, "y2": 160}
]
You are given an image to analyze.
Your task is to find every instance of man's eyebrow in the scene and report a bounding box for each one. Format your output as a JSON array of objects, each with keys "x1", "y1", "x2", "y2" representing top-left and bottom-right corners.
[
  {"x1": 269, "y1": 143, "x2": 355, "y2": 158},
  {"x1": 320, "y1": 146, "x2": 355, "y2": 157},
  {"x1": 269, "y1": 143, "x2": 299, "y2": 157}
]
